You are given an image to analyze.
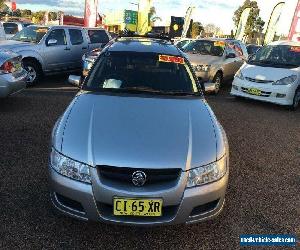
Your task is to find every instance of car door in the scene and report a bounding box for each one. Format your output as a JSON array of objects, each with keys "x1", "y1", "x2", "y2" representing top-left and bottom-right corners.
[
  {"x1": 222, "y1": 45, "x2": 239, "y2": 80},
  {"x1": 86, "y1": 29, "x2": 110, "y2": 50},
  {"x1": 43, "y1": 28, "x2": 73, "y2": 71},
  {"x1": 232, "y1": 41, "x2": 245, "y2": 71},
  {"x1": 67, "y1": 28, "x2": 88, "y2": 69}
]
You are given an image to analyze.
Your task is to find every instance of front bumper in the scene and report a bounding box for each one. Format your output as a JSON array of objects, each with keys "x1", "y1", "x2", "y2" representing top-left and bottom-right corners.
[
  {"x1": 49, "y1": 166, "x2": 229, "y2": 226},
  {"x1": 0, "y1": 70, "x2": 27, "y2": 98},
  {"x1": 230, "y1": 77, "x2": 297, "y2": 106}
]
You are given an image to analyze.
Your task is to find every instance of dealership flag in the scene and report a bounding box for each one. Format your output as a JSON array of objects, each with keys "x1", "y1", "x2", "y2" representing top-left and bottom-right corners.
[
  {"x1": 288, "y1": 0, "x2": 300, "y2": 41},
  {"x1": 84, "y1": 0, "x2": 99, "y2": 27},
  {"x1": 264, "y1": 2, "x2": 285, "y2": 45},
  {"x1": 235, "y1": 7, "x2": 251, "y2": 41}
]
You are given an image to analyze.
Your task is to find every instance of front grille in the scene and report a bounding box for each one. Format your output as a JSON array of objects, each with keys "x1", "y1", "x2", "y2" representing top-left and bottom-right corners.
[
  {"x1": 241, "y1": 87, "x2": 271, "y2": 97},
  {"x1": 245, "y1": 77, "x2": 273, "y2": 84},
  {"x1": 98, "y1": 166, "x2": 181, "y2": 187}
]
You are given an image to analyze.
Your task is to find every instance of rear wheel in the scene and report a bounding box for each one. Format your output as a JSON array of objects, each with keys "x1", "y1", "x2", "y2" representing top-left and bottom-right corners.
[
  {"x1": 213, "y1": 72, "x2": 223, "y2": 94},
  {"x1": 289, "y1": 88, "x2": 300, "y2": 111},
  {"x1": 23, "y1": 60, "x2": 42, "y2": 86}
]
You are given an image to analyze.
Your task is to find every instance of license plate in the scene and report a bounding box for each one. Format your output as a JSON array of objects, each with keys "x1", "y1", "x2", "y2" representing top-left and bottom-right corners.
[
  {"x1": 247, "y1": 88, "x2": 261, "y2": 96},
  {"x1": 113, "y1": 197, "x2": 163, "y2": 216}
]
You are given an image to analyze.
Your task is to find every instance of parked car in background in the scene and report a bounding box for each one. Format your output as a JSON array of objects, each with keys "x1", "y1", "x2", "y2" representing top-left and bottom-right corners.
[
  {"x1": 246, "y1": 44, "x2": 262, "y2": 57},
  {"x1": 0, "y1": 22, "x2": 6, "y2": 41},
  {"x1": 183, "y1": 38, "x2": 248, "y2": 93},
  {"x1": 175, "y1": 38, "x2": 193, "y2": 50},
  {"x1": 231, "y1": 41, "x2": 300, "y2": 110},
  {"x1": 0, "y1": 25, "x2": 110, "y2": 85},
  {"x1": 1, "y1": 21, "x2": 33, "y2": 39},
  {"x1": 50, "y1": 36, "x2": 229, "y2": 225},
  {"x1": 0, "y1": 50, "x2": 27, "y2": 98}
]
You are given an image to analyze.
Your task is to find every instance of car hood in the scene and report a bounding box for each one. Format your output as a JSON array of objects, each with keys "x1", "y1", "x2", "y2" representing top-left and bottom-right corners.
[
  {"x1": 58, "y1": 93, "x2": 218, "y2": 171},
  {"x1": 241, "y1": 63, "x2": 300, "y2": 81},
  {"x1": 0, "y1": 49, "x2": 19, "y2": 64},
  {"x1": 186, "y1": 52, "x2": 223, "y2": 66},
  {"x1": 0, "y1": 39, "x2": 35, "y2": 51}
]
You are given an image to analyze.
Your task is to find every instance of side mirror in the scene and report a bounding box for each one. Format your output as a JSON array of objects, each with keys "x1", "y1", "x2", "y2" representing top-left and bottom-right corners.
[
  {"x1": 68, "y1": 75, "x2": 82, "y2": 87},
  {"x1": 226, "y1": 52, "x2": 236, "y2": 59},
  {"x1": 47, "y1": 39, "x2": 58, "y2": 46},
  {"x1": 204, "y1": 82, "x2": 217, "y2": 94}
]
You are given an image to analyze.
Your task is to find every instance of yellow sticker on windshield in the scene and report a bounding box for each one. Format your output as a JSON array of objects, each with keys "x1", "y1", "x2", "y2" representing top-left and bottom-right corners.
[
  {"x1": 290, "y1": 46, "x2": 300, "y2": 52},
  {"x1": 37, "y1": 28, "x2": 48, "y2": 33},
  {"x1": 159, "y1": 55, "x2": 184, "y2": 64},
  {"x1": 214, "y1": 41, "x2": 226, "y2": 47}
]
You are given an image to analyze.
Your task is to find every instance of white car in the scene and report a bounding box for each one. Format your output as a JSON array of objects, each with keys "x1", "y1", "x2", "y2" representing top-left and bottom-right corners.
[{"x1": 231, "y1": 41, "x2": 300, "y2": 110}]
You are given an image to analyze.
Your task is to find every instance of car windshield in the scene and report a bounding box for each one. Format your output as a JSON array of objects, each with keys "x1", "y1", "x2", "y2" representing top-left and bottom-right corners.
[
  {"x1": 11, "y1": 26, "x2": 49, "y2": 43},
  {"x1": 182, "y1": 40, "x2": 224, "y2": 56},
  {"x1": 84, "y1": 52, "x2": 200, "y2": 96},
  {"x1": 248, "y1": 45, "x2": 300, "y2": 68}
]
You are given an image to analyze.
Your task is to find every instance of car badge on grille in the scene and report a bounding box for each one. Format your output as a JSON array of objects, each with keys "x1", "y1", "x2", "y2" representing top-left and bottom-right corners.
[{"x1": 132, "y1": 171, "x2": 147, "y2": 187}]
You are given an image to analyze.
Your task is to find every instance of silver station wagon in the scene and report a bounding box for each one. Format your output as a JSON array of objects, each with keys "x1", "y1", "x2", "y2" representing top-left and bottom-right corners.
[{"x1": 49, "y1": 36, "x2": 229, "y2": 226}]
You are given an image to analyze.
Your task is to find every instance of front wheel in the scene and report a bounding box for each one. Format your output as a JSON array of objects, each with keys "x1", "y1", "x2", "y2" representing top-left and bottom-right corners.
[
  {"x1": 289, "y1": 88, "x2": 300, "y2": 111},
  {"x1": 213, "y1": 72, "x2": 223, "y2": 94},
  {"x1": 23, "y1": 60, "x2": 42, "y2": 86}
]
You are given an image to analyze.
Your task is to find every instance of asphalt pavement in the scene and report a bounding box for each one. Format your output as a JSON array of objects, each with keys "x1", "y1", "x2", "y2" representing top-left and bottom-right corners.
[{"x1": 0, "y1": 76, "x2": 299, "y2": 249}]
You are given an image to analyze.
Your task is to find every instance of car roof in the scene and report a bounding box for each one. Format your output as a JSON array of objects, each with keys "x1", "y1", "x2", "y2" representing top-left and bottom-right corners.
[
  {"x1": 28, "y1": 25, "x2": 85, "y2": 29},
  {"x1": 268, "y1": 40, "x2": 300, "y2": 46},
  {"x1": 107, "y1": 38, "x2": 182, "y2": 56},
  {"x1": 195, "y1": 37, "x2": 240, "y2": 43}
]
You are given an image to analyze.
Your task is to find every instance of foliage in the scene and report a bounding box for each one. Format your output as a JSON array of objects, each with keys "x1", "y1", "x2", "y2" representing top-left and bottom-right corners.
[
  {"x1": 191, "y1": 22, "x2": 204, "y2": 38},
  {"x1": 32, "y1": 11, "x2": 46, "y2": 23},
  {"x1": 233, "y1": 0, "x2": 265, "y2": 37}
]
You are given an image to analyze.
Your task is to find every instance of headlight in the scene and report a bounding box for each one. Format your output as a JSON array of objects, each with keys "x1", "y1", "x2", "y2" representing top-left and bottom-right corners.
[
  {"x1": 235, "y1": 69, "x2": 244, "y2": 80},
  {"x1": 273, "y1": 75, "x2": 297, "y2": 85},
  {"x1": 187, "y1": 156, "x2": 227, "y2": 188},
  {"x1": 194, "y1": 64, "x2": 211, "y2": 72},
  {"x1": 50, "y1": 148, "x2": 91, "y2": 184}
]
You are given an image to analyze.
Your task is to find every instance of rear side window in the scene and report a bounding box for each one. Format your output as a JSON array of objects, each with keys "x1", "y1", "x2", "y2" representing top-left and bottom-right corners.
[
  {"x1": 46, "y1": 29, "x2": 67, "y2": 45},
  {"x1": 3, "y1": 23, "x2": 18, "y2": 35},
  {"x1": 88, "y1": 29, "x2": 109, "y2": 44},
  {"x1": 69, "y1": 29, "x2": 84, "y2": 45}
]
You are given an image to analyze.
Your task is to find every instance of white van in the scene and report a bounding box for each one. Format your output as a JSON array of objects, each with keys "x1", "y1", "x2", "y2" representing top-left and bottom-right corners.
[{"x1": 231, "y1": 41, "x2": 300, "y2": 110}]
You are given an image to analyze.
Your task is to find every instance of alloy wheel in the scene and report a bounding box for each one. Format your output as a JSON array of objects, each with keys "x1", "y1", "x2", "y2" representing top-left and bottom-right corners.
[{"x1": 25, "y1": 66, "x2": 37, "y2": 84}]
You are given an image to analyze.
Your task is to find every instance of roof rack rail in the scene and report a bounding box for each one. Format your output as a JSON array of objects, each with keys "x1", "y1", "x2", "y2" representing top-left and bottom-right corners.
[{"x1": 117, "y1": 30, "x2": 171, "y2": 42}]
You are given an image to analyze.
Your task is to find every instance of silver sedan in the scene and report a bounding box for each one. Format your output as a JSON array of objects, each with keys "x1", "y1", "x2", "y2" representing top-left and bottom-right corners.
[
  {"x1": 49, "y1": 37, "x2": 229, "y2": 226},
  {"x1": 0, "y1": 50, "x2": 27, "y2": 98}
]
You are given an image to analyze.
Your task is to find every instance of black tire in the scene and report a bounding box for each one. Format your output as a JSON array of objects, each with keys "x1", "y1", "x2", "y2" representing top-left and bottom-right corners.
[
  {"x1": 23, "y1": 59, "x2": 42, "y2": 86},
  {"x1": 289, "y1": 88, "x2": 300, "y2": 111},
  {"x1": 213, "y1": 72, "x2": 223, "y2": 94}
]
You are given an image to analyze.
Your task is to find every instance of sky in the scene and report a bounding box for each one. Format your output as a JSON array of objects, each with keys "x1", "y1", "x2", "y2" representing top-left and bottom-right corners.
[{"x1": 17, "y1": 0, "x2": 298, "y2": 34}]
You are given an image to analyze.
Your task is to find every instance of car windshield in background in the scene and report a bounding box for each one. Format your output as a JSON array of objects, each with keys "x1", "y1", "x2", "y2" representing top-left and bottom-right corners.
[
  {"x1": 85, "y1": 52, "x2": 200, "y2": 96},
  {"x1": 3, "y1": 22, "x2": 18, "y2": 35},
  {"x1": 182, "y1": 40, "x2": 224, "y2": 56},
  {"x1": 11, "y1": 26, "x2": 49, "y2": 43},
  {"x1": 248, "y1": 45, "x2": 300, "y2": 68}
]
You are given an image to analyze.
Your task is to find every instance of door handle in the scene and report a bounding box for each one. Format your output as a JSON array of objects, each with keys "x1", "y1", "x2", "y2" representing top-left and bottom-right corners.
[
  {"x1": 64, "y1": 47, "x2": 71, "y2": 51},
  {"x1": 82, "y1": 47, "x2": 88, "y2": 50}
]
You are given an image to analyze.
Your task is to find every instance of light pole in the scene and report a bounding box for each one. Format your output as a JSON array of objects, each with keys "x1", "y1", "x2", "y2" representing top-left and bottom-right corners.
[{"x1": 130, "y1": 2, "x2": 139, "y2": 32}]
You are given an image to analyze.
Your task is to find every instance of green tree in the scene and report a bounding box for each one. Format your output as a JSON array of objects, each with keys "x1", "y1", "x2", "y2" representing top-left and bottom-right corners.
[
  {"x1": 233, "y1": 0, "x2": 265, "y2": 37},
  {"x1": 191, "y1": 22, "x2": 204, "y2": 38},
  {"x1": 32, "y1": 11, "x2": 46, "y2": 24},
  {"x1": 49, "y1": 12, "x2": 58, "y2": 21},
  {"x1": 20, "y1": 9, "x2": 32, "y2": 17}
]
